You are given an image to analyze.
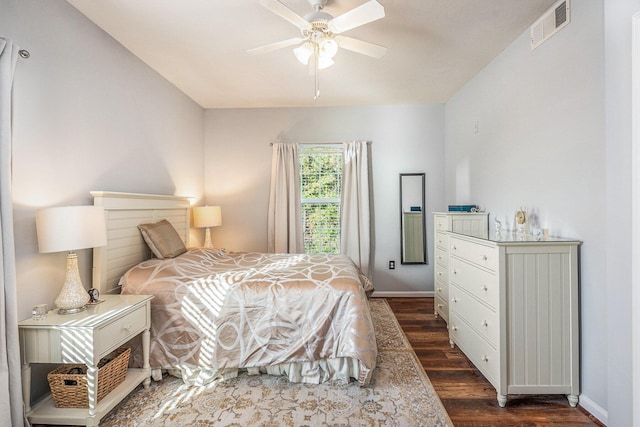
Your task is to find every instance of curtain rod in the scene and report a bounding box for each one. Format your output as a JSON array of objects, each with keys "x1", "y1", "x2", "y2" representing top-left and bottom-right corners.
[{"x1": 269, "y1": 142, "x2": 343, "y2": 146}]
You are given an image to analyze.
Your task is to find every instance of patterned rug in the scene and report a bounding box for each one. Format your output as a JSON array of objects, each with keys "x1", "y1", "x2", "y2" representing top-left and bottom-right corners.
[{"x1": 101, "y1": 298, "x2": 452, "y2": 426}]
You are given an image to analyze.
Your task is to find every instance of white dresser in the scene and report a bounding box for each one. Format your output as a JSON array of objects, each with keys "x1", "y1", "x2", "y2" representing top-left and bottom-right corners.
[
  {"x1": 432, "y1": 212, "x2": 488, "y2": 322},
  {"x1": 447, "y1": 232, "x2": 581, "y2": 407}
]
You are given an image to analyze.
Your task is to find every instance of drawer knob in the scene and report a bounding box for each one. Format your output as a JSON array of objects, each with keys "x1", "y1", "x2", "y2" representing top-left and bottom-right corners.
[
  {"x1": 438, "y1": 272, "x2": 442, "y2": 276},
  {"x1": 481, "y1": 284, "x2": 488, "y2": 292},
  {"x1": 452, "y1": 245, "x2": 457, "y2": 251},
  {"x1": 437, "y1": 303, "x2": 443, "y2": 309},
  {"x1": 451, "y1": 297, "x2": 458, "y2": 303},
  {"x1": 452, "y1": 270, "x2": 457, "y2": 275},
  {"x1": 451, "y1": 326, "x2": 458, "y2": 331},
  {"x1": 124, "y1": 324, "x2": 133, "y2": 332},
  {"x1": 482, "y1": 355, "x2": 489, "y2": 362},
  {"x1": 481, "y1": 320, "x2": 488, "y2": 327},
  {"x1": 437, "y1": 287, "x2": 442, "y2": 292},
  {"x1": 481, "y1": 254, "x2": 488, "y2": 261}
]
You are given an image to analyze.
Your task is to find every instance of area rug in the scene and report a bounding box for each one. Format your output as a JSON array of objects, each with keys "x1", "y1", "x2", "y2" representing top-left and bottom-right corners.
[{"x1": 101, "y1": 298, "x2": 453, "y2": 426}]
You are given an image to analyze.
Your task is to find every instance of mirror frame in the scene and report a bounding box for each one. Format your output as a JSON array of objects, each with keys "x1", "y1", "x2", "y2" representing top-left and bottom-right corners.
[{"x1": 400, "y1": 173, "x2": 427, "y2": 265}]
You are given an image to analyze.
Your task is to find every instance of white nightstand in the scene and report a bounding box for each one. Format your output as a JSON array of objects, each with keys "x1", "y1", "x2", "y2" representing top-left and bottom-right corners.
[{"x1": 19, "y1": 294, "x2": 153, "y2": 426}]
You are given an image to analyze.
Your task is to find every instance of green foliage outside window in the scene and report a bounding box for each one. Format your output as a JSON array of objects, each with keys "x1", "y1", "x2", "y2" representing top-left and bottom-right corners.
[{"x1": 299, "y1": 146, "x2": 342, "y2": 254}]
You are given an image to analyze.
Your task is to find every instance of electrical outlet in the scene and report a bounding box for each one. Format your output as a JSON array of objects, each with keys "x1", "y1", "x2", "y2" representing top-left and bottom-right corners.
[{"x1": 389, "y1": 261, "x2": 395, "y2": 270}]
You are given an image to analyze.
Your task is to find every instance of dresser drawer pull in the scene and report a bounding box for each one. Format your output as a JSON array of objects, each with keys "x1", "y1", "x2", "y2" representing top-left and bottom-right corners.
[
  {"x1": 481, "y1": 320, "x2": 488, "y2": 327},
  {"x1": 482, "y1": 355, "x2": 489, "y2": 363},
  {"x1": 437, "y1": 287, "x2": 442, "y2": 292},
  {"x1": 451, "y1": 297, "x2": 458, "y2": 303},
  {"x1": 436, "y1": 303, "x2": 443, "y2": 309},
  {"x1": 481, "y1": 254, "x2": 488, "y2": 261},
  {"x1": 451, "y1": 326, "x2": 458, "y2": 331},
  {"x1": 451, "y1": 245, "x2": 457, "y2": 251},
  {"x1": 124, "y1": 324, "x2": 133, "y2": 332},
  {"x1": 480, "y1": 284, "x2": 488, "y2": 292},
  {"x1": 437, "y1": 271, "x2": 443, "y2": 276},
  {"x1": 452, "y1": 270, "x2": 457, "y2": 275}
]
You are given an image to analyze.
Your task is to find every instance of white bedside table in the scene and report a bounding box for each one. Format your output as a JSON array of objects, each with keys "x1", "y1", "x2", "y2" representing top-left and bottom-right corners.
[{"x1": 19, "y1": 294, "x2": 153, "y2": 427}]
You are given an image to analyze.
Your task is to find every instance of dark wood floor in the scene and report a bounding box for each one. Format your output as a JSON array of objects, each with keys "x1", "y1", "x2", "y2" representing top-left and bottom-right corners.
[{"x1": 385, "y1": 297, "x2": 604, "y2": 427}]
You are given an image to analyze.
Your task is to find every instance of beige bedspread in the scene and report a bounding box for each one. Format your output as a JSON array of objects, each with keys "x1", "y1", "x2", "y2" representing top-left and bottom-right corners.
[{"x1": 120, "y1": 248, "x2": 377, "y2": 386}]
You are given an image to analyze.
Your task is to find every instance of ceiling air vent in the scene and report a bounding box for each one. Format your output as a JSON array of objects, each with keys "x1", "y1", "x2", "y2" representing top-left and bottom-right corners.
[{"x1": 530, "y1": 0, "x2": 570, "y2": 50}]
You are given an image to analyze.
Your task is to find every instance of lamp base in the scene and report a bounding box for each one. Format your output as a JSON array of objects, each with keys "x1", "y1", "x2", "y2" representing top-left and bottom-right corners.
[
  {"x1": 57, "y1": 305, "x2": 87, "y2": 315},
  {"x1": 54, "y1": 251, "x2": 91, "y2": 315},
  {"x1": 204, "y1": 227, "x2": 214, "y2": 249}
]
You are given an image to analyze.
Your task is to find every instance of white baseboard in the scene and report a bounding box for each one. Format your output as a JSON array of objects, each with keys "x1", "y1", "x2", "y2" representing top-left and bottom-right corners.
[
  {"x1": 371, "y1": 291, "x2": 434, "y2": 298},
  {"x1": 578, "y1": 394, "x2": 607, "y2": 426}
]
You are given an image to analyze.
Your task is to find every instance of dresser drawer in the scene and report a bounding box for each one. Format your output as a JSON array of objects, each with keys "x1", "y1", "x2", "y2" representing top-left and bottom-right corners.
[
  {"x1": 434, "y1": 246, "x2": 448, "y2": 268},
  {"x1": 435, "y1": 231, "x2": 449, "y2": 251},
  {"x1": 434, "y1": 215, "x2": 449, "y2": 232},
  {"x1": 450, "y1": 312, "x2": 500, "y2": 387},
  {"x1": 434, "y1": 295, "x2": 448, "y2": 322},
  {"x1": 95, "y1": 305, "x2": 148, "y2": 356},
  {"x1": 450, "y1": 285, "x2": 499, "y2": 346},
  {"x1": 435, "y1": 279, "x2": 448, "y2": 301},
  {"x1": 435, "y1": 262, "x2": 449, "y2": 284},
  {"x1": 450, "y1": 257, "x2": 498, "y2": 309},
  {"x1": 450, "y1": 236, "x2": 498, "y2": 271}
]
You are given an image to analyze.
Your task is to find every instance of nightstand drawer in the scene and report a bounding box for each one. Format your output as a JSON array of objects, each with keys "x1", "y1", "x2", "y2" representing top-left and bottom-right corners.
[{"x1": 95, "y1": 305, "x2": 148, "y2": 356}]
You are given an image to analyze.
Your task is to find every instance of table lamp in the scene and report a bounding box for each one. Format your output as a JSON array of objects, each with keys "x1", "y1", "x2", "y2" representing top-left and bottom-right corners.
[
  {"x1": 36, "y1": 205, "x2": 107, "y2": 314},
  {"x1": 193, "y1": 205, "x2": 222, "y2": 248}
]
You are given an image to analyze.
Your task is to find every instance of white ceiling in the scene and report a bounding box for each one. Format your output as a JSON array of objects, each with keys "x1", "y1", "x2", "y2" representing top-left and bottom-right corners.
[{"x1": 66, "y1": 0, "x2": 557, "y2": 109}]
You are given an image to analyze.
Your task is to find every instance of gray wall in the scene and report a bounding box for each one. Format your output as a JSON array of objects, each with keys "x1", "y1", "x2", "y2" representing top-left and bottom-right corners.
[
  {"x1": 1, "y1": 0, "x2": 205, "y2": 321},
  {"x1": 203, "y1": 105, "x2": 445, "y2": 294},
  {"x1": 604, "y1": 1, "x2": 640, "y2": 426}
]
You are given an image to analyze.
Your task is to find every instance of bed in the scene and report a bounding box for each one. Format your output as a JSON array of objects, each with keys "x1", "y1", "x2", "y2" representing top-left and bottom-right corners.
[{"x1": 91, "y1": 191, "x2": 377, "y2": 387}]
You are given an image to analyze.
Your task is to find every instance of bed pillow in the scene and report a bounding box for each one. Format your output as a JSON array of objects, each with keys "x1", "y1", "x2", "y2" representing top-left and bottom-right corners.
[{"x1": 138, "y1": 219, "x2": 187, "y2": 259}]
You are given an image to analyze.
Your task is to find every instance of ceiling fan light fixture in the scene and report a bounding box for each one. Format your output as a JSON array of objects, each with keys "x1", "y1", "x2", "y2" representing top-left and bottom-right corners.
[
  {"x1": 317, "y1": 55, "x2": 334, "y2": 69},
  {"x1": 318, "y1": 37, "x2": 338, "y2": 58},
  {"x1": 293, "y1": 42, "x2": 314, "y2": 64}
]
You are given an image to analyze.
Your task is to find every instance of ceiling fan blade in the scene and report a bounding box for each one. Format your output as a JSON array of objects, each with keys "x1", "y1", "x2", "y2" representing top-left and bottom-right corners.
[
  {"x1": 247, "y1": 37, "x2": 305, "y2": 54},
  {"x1": 328, "y1": 0, "x2": 385, "y2": 34},
  {"x1": 259, "y1": 0, "x2": 311, "y2": 31},
  {"x1": 335, "y1": 35, "x2": 387, "y2": 58}
]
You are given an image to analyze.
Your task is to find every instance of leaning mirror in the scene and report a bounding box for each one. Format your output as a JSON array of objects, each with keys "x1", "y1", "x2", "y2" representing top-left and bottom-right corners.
[{"x1": 400, "y1": 173, "x2": 426, "y2": 264}]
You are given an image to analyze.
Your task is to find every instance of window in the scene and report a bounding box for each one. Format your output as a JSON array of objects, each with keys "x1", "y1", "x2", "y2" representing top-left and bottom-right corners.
[{"x1": 299, "y1": 145, "x2": 343, "y2": 254}]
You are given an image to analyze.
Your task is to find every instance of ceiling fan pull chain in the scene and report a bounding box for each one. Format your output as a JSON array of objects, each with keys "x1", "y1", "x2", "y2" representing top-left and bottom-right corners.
[{"x1": 314, "y1": 46, "x2": 320, "y2": 100}]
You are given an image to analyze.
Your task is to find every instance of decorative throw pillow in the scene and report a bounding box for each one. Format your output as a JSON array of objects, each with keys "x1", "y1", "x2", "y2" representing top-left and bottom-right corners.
[{"x1": 138, "y1": 219, "x2": 187, "y2": 259}]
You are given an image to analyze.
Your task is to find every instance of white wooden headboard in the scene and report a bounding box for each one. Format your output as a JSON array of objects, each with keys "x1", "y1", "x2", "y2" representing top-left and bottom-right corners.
[{"x1": 91, "y1": 191, "x2": 191, "y2": 295}]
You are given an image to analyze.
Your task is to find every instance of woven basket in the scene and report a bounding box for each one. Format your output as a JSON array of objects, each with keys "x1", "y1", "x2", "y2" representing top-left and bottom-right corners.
[{"x1": 47, "y1": 347, "x2": 131, "y2": 408}]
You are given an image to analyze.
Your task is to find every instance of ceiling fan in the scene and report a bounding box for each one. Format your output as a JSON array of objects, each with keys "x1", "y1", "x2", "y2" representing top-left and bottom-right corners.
[{"x1": 248, "y1": 0, "x2": 387, "y2": 99}]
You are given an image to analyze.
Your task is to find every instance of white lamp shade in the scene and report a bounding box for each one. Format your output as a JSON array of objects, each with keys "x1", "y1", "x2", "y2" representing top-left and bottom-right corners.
[
  {"x1": 36, "y1": 206, "x2": 107, "y2": 253},
  {"x1": 193, "y1": 206, "x2": 222, "y2": 228}
]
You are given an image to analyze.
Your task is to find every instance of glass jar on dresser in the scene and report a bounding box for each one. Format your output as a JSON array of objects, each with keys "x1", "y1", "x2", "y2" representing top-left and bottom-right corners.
[{"x1": 432, "y1": 212, "x2": 489, "y2": 322}]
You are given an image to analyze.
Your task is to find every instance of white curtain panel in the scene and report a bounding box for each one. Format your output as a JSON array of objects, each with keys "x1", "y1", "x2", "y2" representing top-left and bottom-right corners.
[
  {"x1": 0, "y1": 38, "x2": 28, "y2": 427},
  {"x1": 267, "y1": 143, "x2": 303, "y2": 253},
  {"x1": 340, "y1": 141, "x2": 373, "y2": 278}
]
